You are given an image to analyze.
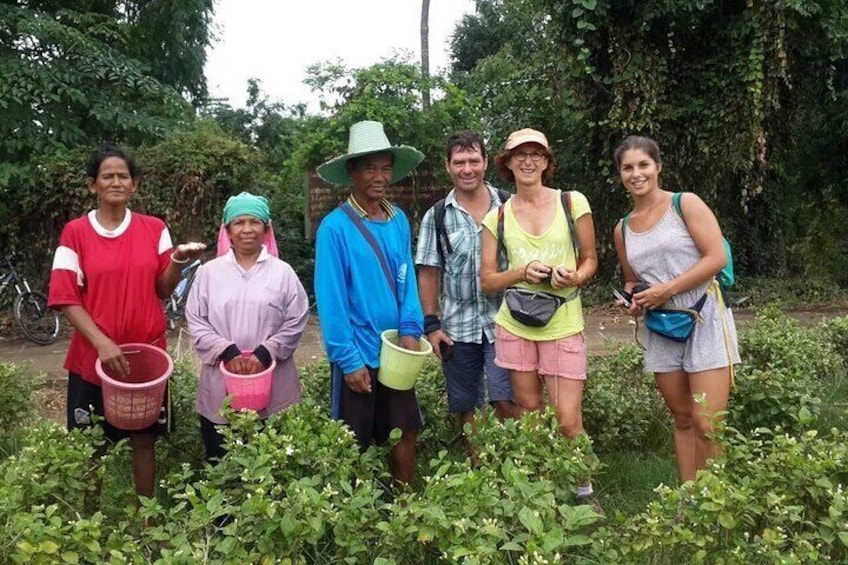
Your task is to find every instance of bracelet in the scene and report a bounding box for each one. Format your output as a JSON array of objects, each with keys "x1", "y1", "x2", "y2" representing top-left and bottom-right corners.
[
  {"x1": 423, "y1": 314, "x2": 441, "y2": 335},
  {"x1": 170, "y1": 252, "x2": 190, "y2": 264}
]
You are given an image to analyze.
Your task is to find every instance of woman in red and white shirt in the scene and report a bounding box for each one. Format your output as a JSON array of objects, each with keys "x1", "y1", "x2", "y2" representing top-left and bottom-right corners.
[{"x1": 48, "y1": 143, "x2": 205, "y2": 501}]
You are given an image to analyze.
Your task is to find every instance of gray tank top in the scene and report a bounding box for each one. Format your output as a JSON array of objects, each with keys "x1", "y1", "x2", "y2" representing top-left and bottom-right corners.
[{"x1": 624, "y1": 204, "x2": 711, "y2": 309}]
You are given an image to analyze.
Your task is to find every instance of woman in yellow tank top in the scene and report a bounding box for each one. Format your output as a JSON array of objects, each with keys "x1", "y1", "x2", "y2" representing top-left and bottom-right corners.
[{"x1": 480, "y1": 128, "x2": 599, "y2": 506}]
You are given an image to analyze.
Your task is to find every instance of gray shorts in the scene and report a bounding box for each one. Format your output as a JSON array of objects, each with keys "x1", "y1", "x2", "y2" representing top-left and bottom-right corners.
[
  {"x1": 442, "y1": 334, "x2": 513, "y2": 414},
  {"x1": 644, "y1": 293, "x2": 740, "y2": 374}
]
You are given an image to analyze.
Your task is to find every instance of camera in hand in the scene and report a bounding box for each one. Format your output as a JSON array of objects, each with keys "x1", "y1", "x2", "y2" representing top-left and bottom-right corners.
[
  {"x1": 613, "y1": 282, "x2": 650, "y2": 308},
  {"x1": 613, "y1": 289, "x2": 632, "y2": 307}
]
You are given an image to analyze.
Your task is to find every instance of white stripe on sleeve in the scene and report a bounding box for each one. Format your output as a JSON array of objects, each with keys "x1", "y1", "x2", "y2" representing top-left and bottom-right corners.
[
  {"x1": 52, "y1": 245, "x2": 85, "y2": 286},
  {"x1": 159, "y1": 227, "x2": 174, "y2": 255}
]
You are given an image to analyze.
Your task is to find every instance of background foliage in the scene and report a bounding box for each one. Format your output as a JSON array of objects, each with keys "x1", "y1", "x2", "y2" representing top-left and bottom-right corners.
[
  {"x1": 451, "y1": 0, "x2": 848, "y2": 285},
  {"x1": 2, "y1": 1, "x2": 846, "y2": 293}
]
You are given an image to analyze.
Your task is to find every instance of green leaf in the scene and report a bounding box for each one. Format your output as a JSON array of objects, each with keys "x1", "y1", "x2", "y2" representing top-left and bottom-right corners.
[
  {"x1": 39, "y1": 541, "x2": 60, "y2": 554},
  {"x1": 718, "y1": 512, "x2": 737, "y2": 529},
  {"x1": 518, "y1": 506, "x2": 544, "y2": 534},
  {"x1": 500, "y1": 542, "x2": 523, "y2": 551}
]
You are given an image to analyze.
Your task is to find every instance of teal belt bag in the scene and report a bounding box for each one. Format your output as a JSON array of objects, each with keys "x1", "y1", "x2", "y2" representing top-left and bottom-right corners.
[{"x1": 644, "y1": 292, "x2": 708, "y2": 342}]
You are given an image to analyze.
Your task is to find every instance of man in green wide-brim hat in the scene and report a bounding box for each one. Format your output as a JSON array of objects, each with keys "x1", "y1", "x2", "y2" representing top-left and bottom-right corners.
[{"x1": 314, "y1": 120, "x2": 426, "y2": 485}]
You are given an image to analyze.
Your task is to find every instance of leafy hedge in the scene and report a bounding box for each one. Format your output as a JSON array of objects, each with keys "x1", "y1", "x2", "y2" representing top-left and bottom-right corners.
[{"x1": 1, "y1": 311, "x2": 847, "y2": 563}]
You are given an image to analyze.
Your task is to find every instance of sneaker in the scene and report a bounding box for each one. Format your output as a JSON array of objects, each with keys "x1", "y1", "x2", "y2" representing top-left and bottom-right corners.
[{"x1": 575, "y1": 493, "x2": 606, "y2": 517}]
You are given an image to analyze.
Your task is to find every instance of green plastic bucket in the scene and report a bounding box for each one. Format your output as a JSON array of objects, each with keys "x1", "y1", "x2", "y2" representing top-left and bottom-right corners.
[{"x1": 378, "y1": 329, "x2": 433, "y2": 390}]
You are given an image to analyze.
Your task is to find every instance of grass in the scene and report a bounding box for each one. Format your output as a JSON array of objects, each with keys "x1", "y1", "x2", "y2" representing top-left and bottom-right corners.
[{"x1": 598, "y1": 450, "x2": 678, "y2": 516}]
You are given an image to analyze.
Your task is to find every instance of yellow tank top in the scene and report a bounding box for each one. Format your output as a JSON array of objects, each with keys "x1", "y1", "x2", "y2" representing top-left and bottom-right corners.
[{"x1": 481, "y1": 190, "x2": 591, "y2": 340}]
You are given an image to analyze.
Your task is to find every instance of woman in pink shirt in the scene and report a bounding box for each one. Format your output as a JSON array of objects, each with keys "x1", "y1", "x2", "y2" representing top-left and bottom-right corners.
[{"x1": 185, "y1": 192, "x2": 309, "y2": 462}]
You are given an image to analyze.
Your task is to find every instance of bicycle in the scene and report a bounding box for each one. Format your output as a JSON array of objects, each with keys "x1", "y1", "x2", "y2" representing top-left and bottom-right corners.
[
  {"x1": 165, "y1": 258, "x2": 202, "y2": 330},
  {"x1": 0, "y1": 253, "x2": 61, "y2": 345}
]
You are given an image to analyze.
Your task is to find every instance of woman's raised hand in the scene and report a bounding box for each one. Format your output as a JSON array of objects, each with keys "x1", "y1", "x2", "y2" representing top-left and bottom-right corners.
[{"x1": 173, "y1": 242, "x2": 207, "y2": 262}]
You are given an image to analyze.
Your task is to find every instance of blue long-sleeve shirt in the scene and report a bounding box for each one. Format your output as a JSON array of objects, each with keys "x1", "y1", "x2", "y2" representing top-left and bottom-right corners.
[{"x1": 314, "y1": 203, "x2": 423, "y2": 376}]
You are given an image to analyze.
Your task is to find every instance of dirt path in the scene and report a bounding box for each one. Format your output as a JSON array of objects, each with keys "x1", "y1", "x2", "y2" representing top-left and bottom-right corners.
[
  {"x1": 3, "y1": 307, "x2": 845, "y2": 426},
  {"x1": 3, "y1": 307, "x2": 845, "y2": 383}
]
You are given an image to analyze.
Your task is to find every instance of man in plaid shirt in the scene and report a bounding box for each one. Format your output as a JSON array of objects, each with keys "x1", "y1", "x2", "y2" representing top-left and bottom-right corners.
[{"x1": 416, "y1": 130, "x2": 516, "y2": 458}]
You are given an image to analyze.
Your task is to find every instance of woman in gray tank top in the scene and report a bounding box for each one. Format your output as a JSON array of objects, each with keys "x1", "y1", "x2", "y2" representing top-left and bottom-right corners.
[{"x1": 611, "y1": 135, "x2": 739, "y2": 483}]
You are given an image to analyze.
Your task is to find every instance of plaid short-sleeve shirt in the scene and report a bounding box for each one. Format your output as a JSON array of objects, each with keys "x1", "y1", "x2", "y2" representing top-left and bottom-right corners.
[{"x1": 415, "y1": 184, "x2": 507, "y2": 344}]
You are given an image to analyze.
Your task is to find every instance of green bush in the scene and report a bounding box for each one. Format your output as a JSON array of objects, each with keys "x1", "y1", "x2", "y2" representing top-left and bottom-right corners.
[
  {"x1": 617, "y1": 427, "x2": 848, "y2": 564},
  {"x1": 142, "y1": 401, "x2": 388, "y2": 563},
  {"x1": 820, "y1": 316, "x2": 848, "y2": 362},
  {"x1": 731, "y1": 277, "x2": 847, "y2": 309},
  {"x1": 0, "y1": 424, "x2": 146, "y2": 564},
  {"x1": 413, "y1": 358, "x2": 458, "y2": 465},
  {"x1": 739, "y1": 306, "x2": 844, "y2": 384},
  {"x1": 583, "y1": 345, "x2": 664, "y2": 453},
  {"x1": 154, "y1": 360, "x2": 206, "y2": 477},
  {"x1": 379, "y1": 410, "x2": 604, "y2": 563},
  {"x1": 299, "y1": 358, "x2": 331, "y2": 408},
  {"x1": 0, "y1": 362, "x2": 43, "y2": 456},
  {"x1": 4, "y1": 310, "x2": 848, "y2": 563},
  {"x1": 730, "y1": 307, "x2": 846, "y2": 434},
  {"x1": 728, "y1": 365, "x2": 823, "y2": 434}
]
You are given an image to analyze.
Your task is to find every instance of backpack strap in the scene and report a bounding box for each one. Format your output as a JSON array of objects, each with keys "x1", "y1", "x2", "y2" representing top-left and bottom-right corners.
[
  {"x1": 672, "y1": 192, "x2": 686, "y2": 224},
  {"x1": 339, "y1": 202, "x2": 397, "y2": 300},
  {"x1": 621, "y1": 212, "x2": 632, "y2": 247},
  {"x1": 432, "y1": 198, "x2": 449, "y2": 264},
  {"x1": 496, "y1": 202, "x2": 507, "y2": 268},
  {"x1": 436, "y1": 188, "x2": 511, "y2": 265},
  {"x1": 561, "y1": 191, "x2": 579, "y2": 257}
]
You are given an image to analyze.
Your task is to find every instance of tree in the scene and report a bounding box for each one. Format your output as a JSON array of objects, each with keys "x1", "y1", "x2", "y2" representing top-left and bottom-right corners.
[
  {"x1": 301, "y1": 55, "x2": 482, "y2": 179},
  {"x1": 125, "y1": 0, "x2": 215, "y2": 102},
  {"x1": 0, "y1": 1, "x2": 213, "y2": 258},
  {"x1": 421, "y1": 0, "x2": 431, "y2": 110},
  {"x1": 203, "y1": 79, "x2": 307, "y2": 173},
  {"x1": 450, "y1": 0, "x2": 848, "y2": 283}
]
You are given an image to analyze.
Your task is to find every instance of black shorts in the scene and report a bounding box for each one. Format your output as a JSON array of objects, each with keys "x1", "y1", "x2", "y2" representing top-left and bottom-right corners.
[
  {"x1": 67, "y1": 372, "x2": 174, "y2": 443},
  {"x1": 334, "y1": 365, "x2": 423, "y2": 451}
]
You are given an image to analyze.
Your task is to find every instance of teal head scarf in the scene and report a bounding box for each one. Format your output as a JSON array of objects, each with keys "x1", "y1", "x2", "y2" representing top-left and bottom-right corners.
[{"x1": 222, "y1": 192, "x2": 271, "y2": 225}]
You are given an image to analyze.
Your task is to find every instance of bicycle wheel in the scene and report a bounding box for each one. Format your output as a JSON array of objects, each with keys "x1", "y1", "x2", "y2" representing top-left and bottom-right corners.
[{"x1": 14, "y1": 291, "x2": 60, "y2": 345}]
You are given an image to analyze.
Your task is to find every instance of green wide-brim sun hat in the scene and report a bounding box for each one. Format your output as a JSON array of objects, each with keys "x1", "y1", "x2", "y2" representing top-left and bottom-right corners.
[{"x1": 317, "y1": 121, "x2": 425, "y2": 187}]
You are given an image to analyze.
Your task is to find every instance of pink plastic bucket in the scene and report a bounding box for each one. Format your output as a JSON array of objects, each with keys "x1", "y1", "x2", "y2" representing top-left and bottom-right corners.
[
  {"x1": 95, "y1": 343, "x2": 173, "y2": 431},
  {"x1": 220, "y1": 353, "x2": 275, "y2": 411}
]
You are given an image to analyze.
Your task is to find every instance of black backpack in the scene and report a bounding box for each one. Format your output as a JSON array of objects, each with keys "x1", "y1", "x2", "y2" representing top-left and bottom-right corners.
[{"x1": 433, "y1": 188, "x2": 512, "y2": 264}]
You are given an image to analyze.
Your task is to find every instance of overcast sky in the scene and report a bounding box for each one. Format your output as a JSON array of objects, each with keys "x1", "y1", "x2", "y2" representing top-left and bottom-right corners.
[{"x1": 205, "y1": 0, "x2": 476, "y2": 111}]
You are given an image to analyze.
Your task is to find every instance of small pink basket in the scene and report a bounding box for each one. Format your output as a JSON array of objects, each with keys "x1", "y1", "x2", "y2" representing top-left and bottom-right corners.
[
  {"x1": 96, "y1": 343, "x2": 173, "y2": 431},
  {"x1": 220, "y1": 352, "x2": 275, "y2": 411}
]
